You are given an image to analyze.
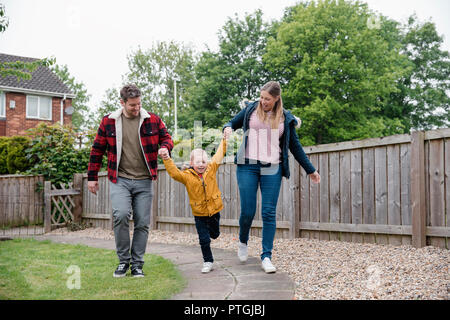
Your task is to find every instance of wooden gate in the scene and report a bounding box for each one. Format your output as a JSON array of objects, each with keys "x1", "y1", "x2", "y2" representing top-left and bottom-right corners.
[{"x1": 43, "y1": 175, "x2": 82, "y2": 232}]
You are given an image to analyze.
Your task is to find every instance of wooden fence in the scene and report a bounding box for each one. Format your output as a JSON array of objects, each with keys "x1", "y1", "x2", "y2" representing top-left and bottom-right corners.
[
  {"x1": 1, "y1": 128, "x2": 448, "y2": 248},
  {"x1": 0, "y1": 174, "x2": 45, "y2": 236},
  {"x1": 78, "y1": 128, "x2": 449, "y2": 249}
]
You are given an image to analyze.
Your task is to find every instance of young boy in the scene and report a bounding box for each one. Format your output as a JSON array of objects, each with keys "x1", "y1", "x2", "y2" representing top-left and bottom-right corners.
[{"x1": 160, "y1": 136, "x2": 227, "y2": 273}]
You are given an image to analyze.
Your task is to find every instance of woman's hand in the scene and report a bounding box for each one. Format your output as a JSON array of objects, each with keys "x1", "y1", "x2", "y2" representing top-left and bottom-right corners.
[
  {"x1": 310, "y1": 171, "x2": 320, "y2": 184},
  {"x1": 223, "y1": 127, "x2": 232, "y2": 140}
]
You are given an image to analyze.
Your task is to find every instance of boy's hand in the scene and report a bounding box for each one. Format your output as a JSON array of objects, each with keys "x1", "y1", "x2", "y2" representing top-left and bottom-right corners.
[
  {"x1": 223, "y1": 127, "x2": 232, "y2": 140},
  {"x1": 88, "y1": 181, "x2": 99, "y2": 195},
  {"x1": 158, "y1": 147, "x2": 170, "y2": 160}
]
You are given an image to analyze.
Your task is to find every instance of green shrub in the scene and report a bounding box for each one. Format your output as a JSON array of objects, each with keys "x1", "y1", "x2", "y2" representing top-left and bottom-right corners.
[
  {"x1": 6, "y1": 136, "x2": 32, "y2": 174},
  {"x1": 0, "y1": 136, "x2": 33, "y2": 174},
  {"x1": 0, "y1": 137, "x2": 8, "y2": 174},
  {"x1": 25, "y1": 123, "x2": 91, "y2": 185}
]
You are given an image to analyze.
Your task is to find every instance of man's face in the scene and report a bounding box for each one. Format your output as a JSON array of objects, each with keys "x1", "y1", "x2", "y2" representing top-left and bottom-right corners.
[{"x1": 121, "y1": 97, "x2": 141, "y2": 118}]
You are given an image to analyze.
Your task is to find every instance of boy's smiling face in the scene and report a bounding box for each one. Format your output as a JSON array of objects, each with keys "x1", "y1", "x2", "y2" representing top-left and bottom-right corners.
[{"x1": 190, "y1": 149, "x2": 208, "y2": 174}]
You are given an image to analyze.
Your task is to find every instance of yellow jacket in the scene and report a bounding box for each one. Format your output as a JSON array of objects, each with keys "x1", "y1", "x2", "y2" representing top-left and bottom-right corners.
[{"x1": 163, "y1": 139, "x2": 227, "y2": 217}]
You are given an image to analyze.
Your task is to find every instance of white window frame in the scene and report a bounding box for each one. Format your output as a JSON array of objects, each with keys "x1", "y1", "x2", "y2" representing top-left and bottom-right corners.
[
  {"x1": 0, "y1": 92, "x2": 5, "y2": 117},
  {"x1": 26, "y1": 95, "x2": 52, "y2": 120}
]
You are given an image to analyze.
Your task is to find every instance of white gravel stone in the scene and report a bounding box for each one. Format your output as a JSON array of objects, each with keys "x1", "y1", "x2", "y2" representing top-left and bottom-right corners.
[{"x1": 50, "y1": 227, "x2": 449, "y2": 300}]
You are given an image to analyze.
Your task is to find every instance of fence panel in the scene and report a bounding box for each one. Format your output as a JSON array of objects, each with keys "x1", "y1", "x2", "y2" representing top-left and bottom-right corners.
[
  {"x1": 81, "y1": 171, "x2": 111, "y2": 229},
  {"x1": 301, "y1": 136, "x2": 414, "y2": 245},
  {"x1": 0, "y1": 174, "x2": 45, "y2": 236},
  {"x1": 300, "y1": 129, "x2": 450, "y2": 248}
]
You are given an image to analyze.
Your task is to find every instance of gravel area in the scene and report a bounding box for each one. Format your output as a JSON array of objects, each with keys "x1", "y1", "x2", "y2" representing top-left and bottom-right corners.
[{"x1": 50, "y1": 227, "x2": 449, "y2": 300}]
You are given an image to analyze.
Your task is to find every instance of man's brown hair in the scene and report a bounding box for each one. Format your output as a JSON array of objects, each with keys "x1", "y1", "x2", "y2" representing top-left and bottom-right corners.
[{"x1": 120, "y1": 84, "x2": 141, "y2": 102}]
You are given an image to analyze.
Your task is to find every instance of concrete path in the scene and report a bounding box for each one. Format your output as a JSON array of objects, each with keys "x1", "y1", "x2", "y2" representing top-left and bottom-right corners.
[{"x1": 34, "y1": 234, "x2": 295, "y2": 300}]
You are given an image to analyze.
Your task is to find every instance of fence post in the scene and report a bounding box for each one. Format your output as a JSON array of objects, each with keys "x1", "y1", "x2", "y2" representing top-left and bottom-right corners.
[
  {"x1": 72, "y1": 173, "x2": 83, "y2": 223},
  {"x1": 44, "y1": 181, "x2": 51, "y2": 233},
  {"x1": 150, "y1": 180, "x2": 158, "y2": 230},
  {"x1": 291, "y1": 155, "x2": 300, "y2": 239},
  {"x1": 410, "y1": 131, "x2": 426, "y2": 248}
]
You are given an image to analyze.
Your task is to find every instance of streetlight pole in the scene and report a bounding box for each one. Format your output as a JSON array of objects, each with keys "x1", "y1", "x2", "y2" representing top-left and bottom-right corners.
[{"x1": 173, "y1": 77, "x2": 180, "y2": 137}]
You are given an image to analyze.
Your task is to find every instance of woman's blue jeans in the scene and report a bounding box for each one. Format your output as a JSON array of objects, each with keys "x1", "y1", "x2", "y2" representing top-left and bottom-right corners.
[{"x1": 236, "y1": 162, "x2": 282, "y2": 260}]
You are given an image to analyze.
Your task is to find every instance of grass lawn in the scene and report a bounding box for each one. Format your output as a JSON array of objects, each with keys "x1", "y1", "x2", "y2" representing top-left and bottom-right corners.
[{"x1": 0, "y1": 238, "x2": 186, "y2": 300}]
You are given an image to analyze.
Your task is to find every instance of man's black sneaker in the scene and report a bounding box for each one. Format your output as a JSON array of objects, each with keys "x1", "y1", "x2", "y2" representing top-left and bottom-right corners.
[
  {"x1": 113, "y1": 263, "x2": 129, "y2": 278},
  {"x1": 131, "y1": 267, "x2": 145, "y2": 278}
]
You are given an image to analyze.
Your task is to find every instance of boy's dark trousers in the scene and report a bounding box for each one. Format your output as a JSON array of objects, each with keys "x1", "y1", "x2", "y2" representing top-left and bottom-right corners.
[{"x1": 194, "y1": 212, "x2": 221, "y2": 262}]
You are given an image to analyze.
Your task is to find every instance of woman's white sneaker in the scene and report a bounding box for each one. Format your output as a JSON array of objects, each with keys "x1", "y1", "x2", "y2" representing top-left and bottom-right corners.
[
  {"x1": 201, "y1": 262, "x2": 214, "y2": 273},
  {"x1": 237, "y1": 242, "x2": 248, "y2": 263},
  {"x1": 261, "y1": 257, "x2": 276, "y2": 273}
]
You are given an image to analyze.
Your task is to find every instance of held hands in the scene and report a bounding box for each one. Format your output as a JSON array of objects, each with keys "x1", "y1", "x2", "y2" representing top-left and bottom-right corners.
[
  {"x1": 223, "y1": 127, "x2": 232, "y2": 140},
  {"x1": 310, "y1": 171, "x2": 321, "y2": 184},
  {"x1": 88, "y1": 181, "x2": 99, "y2": 195},
  {"x1": 158, "y1": 147, "x2": 170, "y2": 160}
]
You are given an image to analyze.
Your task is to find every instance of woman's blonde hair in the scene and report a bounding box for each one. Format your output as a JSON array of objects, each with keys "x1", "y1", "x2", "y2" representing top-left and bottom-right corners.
[{"x1": 256, "y1": 81, "x2": 284, "y2": 129}]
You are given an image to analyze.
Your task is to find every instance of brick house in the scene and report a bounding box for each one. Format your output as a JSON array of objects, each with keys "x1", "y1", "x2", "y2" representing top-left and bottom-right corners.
[{"x1": 0, "y1": 53, "x2": 75, "y2": 136}]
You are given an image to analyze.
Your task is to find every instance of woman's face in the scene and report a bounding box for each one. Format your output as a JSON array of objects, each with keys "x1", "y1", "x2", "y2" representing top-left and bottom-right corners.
[{"x1": 260, "y1": 90, "x2": 279, "y2": 112}]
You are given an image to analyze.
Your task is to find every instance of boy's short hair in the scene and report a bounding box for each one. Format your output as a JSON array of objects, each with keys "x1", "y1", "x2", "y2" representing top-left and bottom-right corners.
[{"x1": 190, "y1": 149, "x2": 208, "y2": 162}]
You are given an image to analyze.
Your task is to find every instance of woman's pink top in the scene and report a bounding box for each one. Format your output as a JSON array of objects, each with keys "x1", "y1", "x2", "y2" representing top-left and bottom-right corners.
[{"x1": 245, "y1": 111, "x2": 284, "y2": 164}]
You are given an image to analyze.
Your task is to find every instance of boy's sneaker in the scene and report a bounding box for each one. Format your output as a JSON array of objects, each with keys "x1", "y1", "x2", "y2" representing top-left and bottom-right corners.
[
  {"x1": 237, "y1": 242, "x2": 248, "y2": 263},
  {"x1": 201, "y1": 262, "x2": 214, "y2": 273},
  {"x1": 131, "y1": 267, "x2": 145, "y2": 278},
  {"x1": 113, "y1": 263, "x2": 129, "y2": 278},
  {"x1": 261, "y1": 257, "x2": 276, "y2": 273}
]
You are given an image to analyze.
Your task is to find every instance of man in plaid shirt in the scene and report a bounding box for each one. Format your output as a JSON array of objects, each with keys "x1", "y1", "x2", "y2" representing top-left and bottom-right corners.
[{"x1": 87, "y1": 84, "x2": 173, "y2": 278}]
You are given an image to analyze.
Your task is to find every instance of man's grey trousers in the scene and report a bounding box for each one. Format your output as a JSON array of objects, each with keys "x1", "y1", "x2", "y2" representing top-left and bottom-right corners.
[{"x1": 109, "y1": 177, "x2": 153, "y2": 268}]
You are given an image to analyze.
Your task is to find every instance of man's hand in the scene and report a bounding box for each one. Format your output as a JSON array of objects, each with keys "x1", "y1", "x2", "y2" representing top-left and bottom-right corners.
[
  {"x1": 310, "y1": 171, "x2": 321, "y2": 184},
  {"x1": 88, "y1": 181, "x2": 99, "y2": 195},
  {"x1": 158, "y1": 147, "x2": 170, "y2": 160},
  {"x1": 223, "y1": 127, "x2": 232, "y2": 140}
]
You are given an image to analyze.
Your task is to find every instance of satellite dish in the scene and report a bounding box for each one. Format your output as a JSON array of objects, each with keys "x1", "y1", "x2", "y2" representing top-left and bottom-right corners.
[{"x1": 65, "y1": 106, "x2": 74, "y2": 115}]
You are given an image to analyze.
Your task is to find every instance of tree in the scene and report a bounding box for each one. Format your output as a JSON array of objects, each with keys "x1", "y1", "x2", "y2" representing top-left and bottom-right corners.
[
  {"x1": 124, "y1": 41, "x2": 196, "y2": 134},
  {"x1": 264, "y1": 0, "x2": 411, "y2": 146},
  {"x1": 392, "y1": 15, "x2": 450, "y2": 130},
  {"x1": 52, "y1": 64, "x2": 92, "y2": 132},
  {"x1": 93, "y1": 87, "x2": 120, "y2": 127},
  {"x1": 0, "y1": 56, "x2": 55, "y2": 81},
  {"x1": 0, "y1": 3, "x2": 8, "y2": 32},
  {"x1": 185, "y1": 9, "x2": 275, "y2": 128}
]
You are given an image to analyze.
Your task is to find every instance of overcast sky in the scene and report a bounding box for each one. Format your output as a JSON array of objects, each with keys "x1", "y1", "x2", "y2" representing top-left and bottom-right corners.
[{"x1": 1, "y1": 0, "x2": 449, "y2": 113}]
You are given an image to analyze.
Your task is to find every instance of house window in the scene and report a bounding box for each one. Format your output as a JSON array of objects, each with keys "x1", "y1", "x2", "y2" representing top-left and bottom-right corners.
[
  {"x1": 26, "y1": 95, "x2": 52, "y2": 120},
  {"x1": 0, "y1": 92, "x2": 5, "y2": 117}
]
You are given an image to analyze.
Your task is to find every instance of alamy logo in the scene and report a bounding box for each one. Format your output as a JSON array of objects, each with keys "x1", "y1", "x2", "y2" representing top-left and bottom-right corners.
[
  {"x1": 366, "y1": 264, "x2": 382, "y2": 290},
  {"x1": 367, "y1": 15, "x2": 381, "y2": 30},
  {"x1": 66, "y1": 265, "x2": 81, "y2": 290},
  {"x1": 66, "y1": 5, "x2": 81, "y2": 30}
]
